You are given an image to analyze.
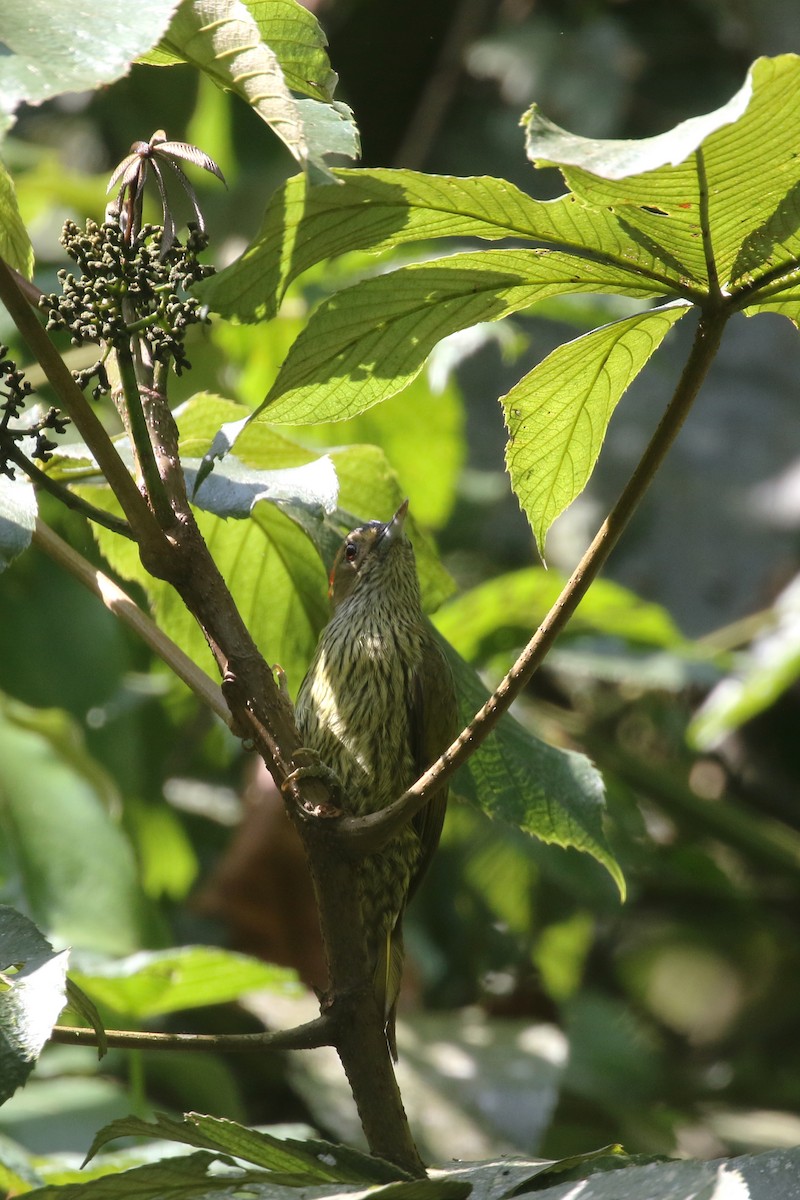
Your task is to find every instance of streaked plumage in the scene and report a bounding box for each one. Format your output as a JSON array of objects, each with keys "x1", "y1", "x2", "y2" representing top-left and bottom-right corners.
[{"x1": 295, "y1": 500, "x2": 457, "y2": 1057}]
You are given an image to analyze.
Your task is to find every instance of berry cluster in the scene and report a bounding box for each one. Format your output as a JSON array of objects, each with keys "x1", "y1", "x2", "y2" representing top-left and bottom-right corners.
[
  {"x1": 40, "y1": 220, "x2": 214, "y2": 384},
  {"x1": 0, "y1": 345, "x2": 69, "y2": 479}
]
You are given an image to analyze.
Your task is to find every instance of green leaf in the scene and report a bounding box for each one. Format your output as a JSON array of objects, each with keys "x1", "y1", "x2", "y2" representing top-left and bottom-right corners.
[
  {"x1": 523, "y1": 55, "x2": 800, "y2": 295},
  {"x1": 0, "y1": 162, "x2": 34, "y2": 277},
  {"x1": 0, "y1": 474, "x2": 36, "y2": 574},
  {"x1": 257, "y1": 249, "x2": 667, "y2": 427},
  {"x1": 503, "y1": 303, "x2": 689, "y2": 555},
  {"x1": 503, "y1": 1145, "x2": 637, "y2": 1194},
  {"x1": 69, "y1": 946, "x2": 300, "y2": 1020},
  {"x1": 25, "y1": 1149, "x2": 265, "y2": 1199},
  {"x1": 0, "y1": 907, "x2": 68, "y2": 1104},
  {"x1": 0, "y1": 695, "x2": 152, "y2": 955},
  {"x1": 86, "y1": 1111, "x2": 408, "y2": 1183},
  {"x1": 77, "y1": 476, "x2": 329, "y2": 697},
  {"x1": 144, "y1": 0, "x2": 357, "y2": 181},
  {"x1": 143, "y1": 0, "x2": 338, "y2": 101},
  {"x1": 0, "y1": 0, "x2": 182, "y2": 139},
  {"x1": 196, "y1": 168, "x2": 695, "y2": 322},
  {"x1": 296, "y1": 98, "x2": 361, "y2": 166},
  {"x1": 442, "y1": 637, "x2": 624, "y2": 898},
  {"x1": 178, "y1": 390, "x2": 457, "y2": 602},
  {"x1": 282, "y1": 371, "x2": 466, "y2": 530}
]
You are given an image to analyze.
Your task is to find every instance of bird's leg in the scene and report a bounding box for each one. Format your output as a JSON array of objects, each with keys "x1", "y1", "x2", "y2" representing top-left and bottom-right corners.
[{"x1": 281, "y1": 747, "x2": 344, "y2": 818}]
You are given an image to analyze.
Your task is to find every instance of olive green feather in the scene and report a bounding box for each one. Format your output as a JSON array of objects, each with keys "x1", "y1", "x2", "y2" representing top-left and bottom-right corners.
[{"x1": 295, "y1": 503, "x2": 457, "y2": 1060}]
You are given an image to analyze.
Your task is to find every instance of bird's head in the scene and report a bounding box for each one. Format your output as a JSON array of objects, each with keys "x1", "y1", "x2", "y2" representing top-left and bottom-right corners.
[{"x1": 328, "y1": 499, "x2": 415, "y2": 611}]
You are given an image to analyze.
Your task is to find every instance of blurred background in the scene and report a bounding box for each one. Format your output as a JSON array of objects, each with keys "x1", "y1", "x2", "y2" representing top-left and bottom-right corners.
[{"x1": 3, "y1": 0, "x2": 800, "y2": 1169}]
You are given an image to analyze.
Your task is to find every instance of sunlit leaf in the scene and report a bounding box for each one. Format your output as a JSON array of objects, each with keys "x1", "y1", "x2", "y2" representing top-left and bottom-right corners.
[
  {"x1": 0, "y1": 0, "x2": 182, "y2": 139},
  {"x1": 503, "y1": 303, "x2": 689, "y2": 555},
  {"x1": 143, "y1": 0, "x2": 357, "y2": 181},
  {"x1": 197, "y1": 168, "x2": 696, "y2": 322},
  {"x1": 257, "y1": 249, "x2": 667, "y2": 427},
  {"x1": 523, "y1": 55, "x2": 800, "y2": 294}
]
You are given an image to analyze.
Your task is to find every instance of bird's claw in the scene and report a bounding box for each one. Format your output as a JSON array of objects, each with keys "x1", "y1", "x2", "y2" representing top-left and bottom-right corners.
[
  {"x1": 272, "y1": 663, "x2": 292, "y2": 700},
  {"x1": 281, "y1": 748, "x2": 344, "y2": 817}
]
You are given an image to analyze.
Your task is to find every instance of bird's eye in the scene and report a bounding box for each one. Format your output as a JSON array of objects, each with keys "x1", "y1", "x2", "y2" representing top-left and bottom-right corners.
[{"x1": 344, "y1": 541, "x2": 358, "y2": 563}]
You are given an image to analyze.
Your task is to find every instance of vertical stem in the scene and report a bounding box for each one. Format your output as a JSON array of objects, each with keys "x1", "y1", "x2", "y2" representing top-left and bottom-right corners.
[
  {"x1": 301, "y1": 833, "x2": 426, "y2": 1175},
  {"x1": 115, "y1": 341, "x2": 174, "y2": 527}
]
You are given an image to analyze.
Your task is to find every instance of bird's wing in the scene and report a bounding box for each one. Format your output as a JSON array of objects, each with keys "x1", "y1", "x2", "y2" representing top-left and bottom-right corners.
[{"x1": 406, "y1": 625, "x2": 458, "y2": 902}]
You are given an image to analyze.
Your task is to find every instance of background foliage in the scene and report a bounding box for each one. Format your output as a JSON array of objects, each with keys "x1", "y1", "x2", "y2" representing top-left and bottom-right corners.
[{"x1": 3, "y1": 0, "x2": 800, "y2": 1193}]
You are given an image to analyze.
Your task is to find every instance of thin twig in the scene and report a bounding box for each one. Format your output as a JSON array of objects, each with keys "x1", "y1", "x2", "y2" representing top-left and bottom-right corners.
[
  {"x1": 50, "y1": 1015, "x2": 333, "y2": 1053},
  {"x1": 115, "y1": 339, "x2": 175, "y2": 528},
  {"x1": 33, "y1": 519, "x2": 231, "y2": 724},
  {"x1": 6, "y1": 445, "x2": 133, "y2": 538}
]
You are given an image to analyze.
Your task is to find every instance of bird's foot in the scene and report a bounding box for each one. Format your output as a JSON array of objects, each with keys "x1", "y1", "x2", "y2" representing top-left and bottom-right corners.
[{"x1": 281, "y1": 748, "x2": 344, "y2": 817}]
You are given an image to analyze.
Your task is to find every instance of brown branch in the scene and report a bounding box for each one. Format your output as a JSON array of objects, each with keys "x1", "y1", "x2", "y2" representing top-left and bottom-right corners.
[
  {"x1": 32, "y1": 519, "x2": 231, "y2": 725},
  {"x1": 100, "y1": 324, "x2": 426, "y2": 1174},
  {"x1": 50, "y1": 1016, "x2": 333, "y2": 1053}
]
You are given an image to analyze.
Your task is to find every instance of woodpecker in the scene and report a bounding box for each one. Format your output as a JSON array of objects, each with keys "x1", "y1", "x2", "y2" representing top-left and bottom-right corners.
[{"x1": 295, "y1": 500, "x2": 457, "y2": 1057}]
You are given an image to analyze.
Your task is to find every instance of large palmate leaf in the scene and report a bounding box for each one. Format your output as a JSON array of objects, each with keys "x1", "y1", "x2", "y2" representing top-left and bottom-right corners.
[
  {"x1": 199, "y1": 53, "x2": 800, "y2": 554},
  {"x1": 197, "y1": 168, "x2": 700, "y2": 322},
  {"x1": 523, "y1": 54, "x2": 800, "y2": 296},
  {"x1": 142, "y1": 0, "x2": 357, "y2": 181}
]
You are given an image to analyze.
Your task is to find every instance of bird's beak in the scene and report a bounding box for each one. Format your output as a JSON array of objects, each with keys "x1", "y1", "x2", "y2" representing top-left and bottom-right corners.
[{"x1": 381, "y1": 498, "x2": 409, "y2": 545}]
